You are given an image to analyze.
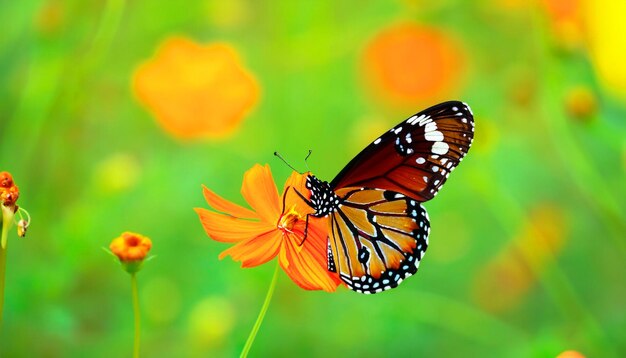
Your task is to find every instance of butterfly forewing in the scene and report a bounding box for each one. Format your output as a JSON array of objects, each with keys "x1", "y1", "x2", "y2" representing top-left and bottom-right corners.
[
  {"x1": 327, "y1": 187, "x2": 430, "y2": 293},
  {"x1": 330, "y1": 101, "x2": 474, "y2": 202}
]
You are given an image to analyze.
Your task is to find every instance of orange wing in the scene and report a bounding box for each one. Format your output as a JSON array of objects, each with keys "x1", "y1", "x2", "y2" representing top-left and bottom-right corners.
[{"x1": 328, "y1": 187, "x2": 430, "y2": 293}]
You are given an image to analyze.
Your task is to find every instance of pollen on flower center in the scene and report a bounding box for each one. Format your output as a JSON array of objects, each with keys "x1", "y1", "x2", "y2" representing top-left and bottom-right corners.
[{"x1": 277, "y1": 205, "x2": 302, "y2": 233}]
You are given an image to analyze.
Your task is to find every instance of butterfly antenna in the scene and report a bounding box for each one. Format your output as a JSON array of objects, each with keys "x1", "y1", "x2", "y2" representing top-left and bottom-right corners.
[
  {"x1": 274, "y1": 151, "x2": 300, "y2": 173},
  {"x1": 304, "y1": 149, "x2": 312, "y2": 172}
]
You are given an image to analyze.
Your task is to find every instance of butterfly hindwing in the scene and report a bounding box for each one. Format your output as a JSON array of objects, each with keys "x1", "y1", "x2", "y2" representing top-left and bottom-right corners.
[
  {"x1": 327, "y1": 187, "x2": 430, "y2": 293},
  {"x1": 330, "y1": 101, "x2": 474, "y2": 202}
]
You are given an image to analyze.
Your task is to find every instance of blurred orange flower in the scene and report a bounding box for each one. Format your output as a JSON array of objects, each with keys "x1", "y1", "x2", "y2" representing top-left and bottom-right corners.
[
  {"x1": 133, "y1": 37, "x2": 259, "y2": 139},
  {"x1": 0, "y1": 172, "x2": 19, "y2": 207},
  {"x1": 540, "y1": 0, "x2": 585, "y2": 50},
  {"x1": 556, "y1": 350, "x2": 585, "y2": 358},
  {"x1": 110, "y1": 232, "x2": 153, "y2": 262},
  {"x1": 472, "y1": 204, "x2": 567, "y2": 312},
  {"x1": 362, "y1": 23, "x2": 464, "y2": 105},
  {"x1": 195, "y1": 164, "x2": 342, "y2": 292},
  {"x1": 564, "y1": 85, "x2": 597, "y2": 120}
]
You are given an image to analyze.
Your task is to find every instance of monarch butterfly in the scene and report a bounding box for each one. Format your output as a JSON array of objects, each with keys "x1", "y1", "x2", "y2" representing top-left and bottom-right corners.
[{"x1": 298, "y1": 101, "x2": 474, "y2": 294}]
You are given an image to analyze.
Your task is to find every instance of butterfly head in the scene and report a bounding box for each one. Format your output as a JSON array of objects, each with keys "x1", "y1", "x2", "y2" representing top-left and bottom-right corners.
[{"x1": 305, "y1": 175, "x2": 340, "y2": 218}]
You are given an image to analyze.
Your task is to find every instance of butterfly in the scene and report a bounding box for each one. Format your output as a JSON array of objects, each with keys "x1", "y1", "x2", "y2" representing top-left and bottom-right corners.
[{"x1": 299, "y1": 101, "x2": 474, "y2": 294}]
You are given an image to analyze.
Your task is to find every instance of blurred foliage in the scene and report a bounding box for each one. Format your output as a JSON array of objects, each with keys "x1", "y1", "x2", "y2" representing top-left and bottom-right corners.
[{"x1": 1, "y1": 0, "x2": 625, "y2": 357}]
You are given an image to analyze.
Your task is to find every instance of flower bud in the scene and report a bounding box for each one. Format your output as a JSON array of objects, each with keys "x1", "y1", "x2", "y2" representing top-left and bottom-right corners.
[{"x1": 109, "y1": 232, "x2": 153, "y2": 274}]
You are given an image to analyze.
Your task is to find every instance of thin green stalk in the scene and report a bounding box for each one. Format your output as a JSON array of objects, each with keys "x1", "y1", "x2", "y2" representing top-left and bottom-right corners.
[
  {"x1": 240, "y1": 262, "x2": 280, "y2": 358},
  {"x1": 131, "y1": 273, "x2": 140, "y2": 358},
  {"x1": 0, "y1": 241, "x2": 6, "y2": 327},
  {"x1": 0, "y1": 206, "x2": 14, "y2": 327}
]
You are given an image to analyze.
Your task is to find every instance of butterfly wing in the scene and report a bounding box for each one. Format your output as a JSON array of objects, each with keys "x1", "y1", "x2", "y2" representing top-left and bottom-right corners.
[
  {"x1": 327, "y1": 187, "x2": 430, "y2": 293},
  {"x1": 330, "y1": 101, "x2": 474, "y2": 201}
]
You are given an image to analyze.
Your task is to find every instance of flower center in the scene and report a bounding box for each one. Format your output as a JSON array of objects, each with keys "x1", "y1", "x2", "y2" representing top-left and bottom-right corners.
[
  {"x1": 125, "y1": 235, "x2": 141, "y2": 247},
  {"x1": 277, "y1": 205, "x2": 302, "y2": 233}
]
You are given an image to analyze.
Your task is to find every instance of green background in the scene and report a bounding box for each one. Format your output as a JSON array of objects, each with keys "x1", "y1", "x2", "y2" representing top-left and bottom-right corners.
[{"x1": 1, "y1": 0, "x2": 625, "y2": 357}]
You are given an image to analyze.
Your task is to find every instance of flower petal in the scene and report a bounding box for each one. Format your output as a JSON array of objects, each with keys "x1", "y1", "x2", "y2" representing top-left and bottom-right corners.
[
  {"x1": 282, "y1": 171, "x2": 315, "y2": 217},
  {"x1": 241, "y1": 164, "x2": 281, "y2": 224},
  {"x1": 219, "y1": 230, "x2": 282, "y2": 268},
  {"x1": 279, "y1": 216, "x2": 342, "y2": 292},
  {"x1": 195, "y1": 208, "x2": 273, "y2": 243},
  {"x1": 202, "y1": 185, "x2": 258, "y2": 219}
]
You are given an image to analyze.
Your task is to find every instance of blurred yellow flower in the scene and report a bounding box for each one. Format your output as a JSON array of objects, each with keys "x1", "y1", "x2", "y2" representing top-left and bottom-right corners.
[
  {"x1": 582, "y1": 0, "x2": 626, "y2": 100},
  {"x1": 472, "y1": 204, "x2": 567, "y2": 312},
  {"x1": 187, "y1": 296, "x2": 235, "y2": 351},
  {"x1": 133, "y1": 37, "x2": 259, "y2": 139},
  {"x1": 110, "y1": 232, "x2": 153, "y2": 262},
  {"x1": 362, "y1": 23, "x2": 464, "y2": 106},
  {"x1": 93, "y1": 153, "x2": 141, "y2": 194}
]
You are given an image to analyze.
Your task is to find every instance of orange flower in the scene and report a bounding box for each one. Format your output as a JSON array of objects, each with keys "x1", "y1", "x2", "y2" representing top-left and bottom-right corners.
[
  {"x1": 1, "y1": 171, "x2": 31, "y2": 246},
  {"x1": 540, "y1": 0, "x2": 585, "y2": 50},
  {"x1": 110, "y1": 232, "x2": 153, "y2": 262},
  {"x1": 362, "y1": 23, "x2": 464, "y2": 106},
  {"x1": 556, "y1": 350, "x2": 585, "y2": 358},
  {"x1": 0, "y1": 172, "x2": 19, "y2": 207},
  {"x1": 564, "y1": 85, "x2": 597, "y2": 120},
  {"x1": 195, "y1": 164, "x2": 342, "y2": 292},
  {"x1": 133, "y1": 37, "x2": 259, "y2": 139}
]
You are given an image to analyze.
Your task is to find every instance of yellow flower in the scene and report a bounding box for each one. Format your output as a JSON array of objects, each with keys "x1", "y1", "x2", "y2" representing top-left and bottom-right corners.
[
  {"x1": 110, "y1": 232, "x2": 153, "y2": 262},
  {"x1": 582, "y1": 0, "x2": 626, "y2": 100},
  {"x1": 133, "y1": 37, "x2": 260, "y2": 139},
  {"x1": 196, "y1": 164, "x2": 342, "y2": 292}
]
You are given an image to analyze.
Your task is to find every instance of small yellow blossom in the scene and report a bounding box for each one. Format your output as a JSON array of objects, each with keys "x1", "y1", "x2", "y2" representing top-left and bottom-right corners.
[{"x1": 110, "y1": 232, "x2": 152, "y2": 262}]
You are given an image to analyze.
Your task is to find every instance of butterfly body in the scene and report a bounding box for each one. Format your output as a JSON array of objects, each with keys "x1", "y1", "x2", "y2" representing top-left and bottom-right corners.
[{"x1": 305, "y1": 101, "x2": 474, "y2": 294}]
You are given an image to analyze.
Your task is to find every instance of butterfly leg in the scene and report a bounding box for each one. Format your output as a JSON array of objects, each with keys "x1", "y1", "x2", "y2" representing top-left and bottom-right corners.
[
  {"x1": 299, "y1": 213, "x2": 311, "y2": 246},
  {"x1": 279, "y1": 186, "x2": 292, "y2": 219}
]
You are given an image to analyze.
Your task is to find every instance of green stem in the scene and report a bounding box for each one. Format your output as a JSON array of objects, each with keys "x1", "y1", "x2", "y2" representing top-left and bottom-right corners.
[
  {"x1": 0, "y1": 206, "x2": 14, "y2": 327},
  {"x1": 131, "y1": 273, "x2": 140, "y2": 358},
  {"x1": 0, "y1": 240, "x2": 6, "y2": 327},
  {"x1": 240, "y1": 262, "x2": 280, "y2": 358}
]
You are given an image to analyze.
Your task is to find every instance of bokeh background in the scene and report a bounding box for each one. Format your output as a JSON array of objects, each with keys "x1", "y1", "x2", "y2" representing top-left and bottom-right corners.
[{"x1": 1, "y1": 0, "x2": 625, "y2": 356}]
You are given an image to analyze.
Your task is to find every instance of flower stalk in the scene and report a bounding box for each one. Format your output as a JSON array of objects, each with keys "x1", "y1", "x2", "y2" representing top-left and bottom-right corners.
[
  {"x1": 108, "y1": 232, "x2": 152, "y2": 358},
  {"x1": 131, "y1": 273, "x2": 141, "y2": 358},
  {"x1": 240, "y1": 262, "x2": 279, "y2": 358},
  {"x1": 0, "y1": 226, "x2": 7, "y2": 325}
]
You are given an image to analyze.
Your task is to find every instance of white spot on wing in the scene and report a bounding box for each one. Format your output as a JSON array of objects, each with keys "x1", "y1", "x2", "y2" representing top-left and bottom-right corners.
[
  {"x1": 431, "y1": 141, "x2": 449, "y2": 155},
  {"x1": 425, "y1": 131, "x2": 444, "y2": 142}
]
